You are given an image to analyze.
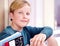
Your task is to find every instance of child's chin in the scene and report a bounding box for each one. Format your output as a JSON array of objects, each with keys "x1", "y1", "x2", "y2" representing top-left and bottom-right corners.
[{"x1": 21, "y1": 25, "x2": 27, "y2": 27}]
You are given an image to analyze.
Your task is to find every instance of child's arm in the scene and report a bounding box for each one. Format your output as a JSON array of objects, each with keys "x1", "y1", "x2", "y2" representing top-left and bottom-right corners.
[
  {"x1": 0, "y1": 31, "x2": 10, "y2": 40},
  {"x1": 30, "y1": 33, "x2": 46, "y2": 46},
  {"x1": 26, "y1": 26, "x2": 53, "y2": 40},
  {"x1": 26, "y1": 26, "x2": 53, "y2": 46},
  {"x1": 40, "y1": 26, "x2": 53, "y2": 40}
]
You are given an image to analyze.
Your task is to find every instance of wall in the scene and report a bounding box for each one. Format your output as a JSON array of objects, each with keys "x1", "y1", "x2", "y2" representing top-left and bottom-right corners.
[
  {"x1": 0, "y1": 0, "x2": 55, "y2": 31},
  {"x1": 0, "y1": 0, "x2": 4, "y2": 32},
  {"x1": 4, "y1": 0, "x2": 44, "y2": 27},
  {"x1": 43, "y1": 0, "x2": 54, "y2": 29}
]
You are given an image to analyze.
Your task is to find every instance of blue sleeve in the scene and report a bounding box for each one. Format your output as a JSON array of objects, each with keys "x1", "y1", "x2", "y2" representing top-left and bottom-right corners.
[
  {"x1": 26, "y1": 26, "x2": 53, "y2": 40},
  {"x1": 40, "y1": 27, "x2": 53, "y2": 40},
  {"x1": 0, "y1": 33, "x2": 10, "y2": 40},
  {"x1": 0, "y1": 30, "x2": 10, "y2": 40}
]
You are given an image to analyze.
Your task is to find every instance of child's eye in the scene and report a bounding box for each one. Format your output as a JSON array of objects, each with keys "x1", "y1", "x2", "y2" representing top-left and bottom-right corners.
[
  {"x1": 26, "y1": 12, "x2": 30, "y2": 15},
  {"x1": 18, "y1": 12, "x2": 22, "y2": 13}
]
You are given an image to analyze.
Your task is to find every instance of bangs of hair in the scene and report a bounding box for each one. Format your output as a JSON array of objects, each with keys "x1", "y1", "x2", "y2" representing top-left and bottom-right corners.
[{"x1": 9, "y1": 0, "x2": 30, "y2": 13}]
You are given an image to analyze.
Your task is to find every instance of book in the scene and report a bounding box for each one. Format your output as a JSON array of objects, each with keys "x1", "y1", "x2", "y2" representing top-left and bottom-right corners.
[{"x1": 0, "y1": 32, "x2": 24, "y2": 46}]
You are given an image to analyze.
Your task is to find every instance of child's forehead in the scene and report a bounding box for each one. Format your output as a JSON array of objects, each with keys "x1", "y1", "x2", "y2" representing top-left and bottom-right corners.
[
  {"x1": 15, "y1": 4, "x2": 31, "y2": 11},
  {"x1": 20, "y1": 4, "x2": 30, "y2": 9},
  {"x1": 9, "y1": 0, "x2": 31, "y2": 13}
]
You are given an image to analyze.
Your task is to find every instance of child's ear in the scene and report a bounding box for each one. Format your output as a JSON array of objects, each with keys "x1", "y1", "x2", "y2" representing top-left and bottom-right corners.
[{"x1": 9, "y1": 12, "x2": 14, "y2": 20}]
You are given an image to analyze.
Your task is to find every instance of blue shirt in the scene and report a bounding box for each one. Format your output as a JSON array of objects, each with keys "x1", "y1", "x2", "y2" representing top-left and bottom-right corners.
[{"x1": 0, "y1": 26, "x2": 53, "y2": 46}]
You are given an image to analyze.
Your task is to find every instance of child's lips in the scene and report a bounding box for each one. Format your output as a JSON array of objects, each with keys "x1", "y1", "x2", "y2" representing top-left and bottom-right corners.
[{"x1": 21, "y1": 20, "x2": 28, "y2": 22}]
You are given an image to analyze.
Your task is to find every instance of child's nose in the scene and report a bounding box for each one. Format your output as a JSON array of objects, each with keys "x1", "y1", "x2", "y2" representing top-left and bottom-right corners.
[{"x1": 23, "y1": 14, "x2": 28, "y2": 19}]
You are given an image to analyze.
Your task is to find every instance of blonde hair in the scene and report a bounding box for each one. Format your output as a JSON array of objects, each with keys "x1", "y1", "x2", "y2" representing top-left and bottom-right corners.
[{"x1": 9, "y1": 0, "x2": 30, "y2": 13}]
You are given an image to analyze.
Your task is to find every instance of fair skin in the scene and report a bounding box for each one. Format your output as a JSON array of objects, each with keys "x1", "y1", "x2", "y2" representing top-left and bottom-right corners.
[
  {"x1": 10, "y1": 4, "x2": 46, "y2": 46},
  {"x1": 10, "y1": 4, "x2": 58, "y2": 46},
  {"x1": 10, "y1": 4, "x2": 30, "y2": 31},
  {"x1": 30, "y1": 34, "x2": 46, "y2": 46},
  {"x1": 47, "y1": 36, "x2": 58, "y2": 46}
]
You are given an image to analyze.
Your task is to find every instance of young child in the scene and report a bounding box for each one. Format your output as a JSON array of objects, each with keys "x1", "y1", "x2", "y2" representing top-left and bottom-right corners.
[{"x1": 0, "y1": 0, "x2": 56, "y2": 46}]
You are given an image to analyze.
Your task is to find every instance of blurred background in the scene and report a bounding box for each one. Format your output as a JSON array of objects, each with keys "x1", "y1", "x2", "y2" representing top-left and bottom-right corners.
[{"x1": 0, "y1": 0, "x2": 60, "y2": 46}]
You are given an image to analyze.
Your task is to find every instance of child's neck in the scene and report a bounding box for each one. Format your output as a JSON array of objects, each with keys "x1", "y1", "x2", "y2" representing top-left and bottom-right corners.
[{"x1": 11, "y1": 23, "x2": 23, "y2": 32}]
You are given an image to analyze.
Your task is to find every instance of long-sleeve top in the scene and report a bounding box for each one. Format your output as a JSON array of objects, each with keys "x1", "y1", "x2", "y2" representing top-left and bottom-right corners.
[{"x1": 0, "y1": 26, "x2": 53, "y2": 46}]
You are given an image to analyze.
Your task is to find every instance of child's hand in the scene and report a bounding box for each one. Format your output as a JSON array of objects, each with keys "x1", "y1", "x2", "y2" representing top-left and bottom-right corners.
[
  {"x1": 40, "y1": 42, "x2": 47, "y2": 46},
  {"x1": 30, "y1": 33, "x2": 46, "y2": 46}
]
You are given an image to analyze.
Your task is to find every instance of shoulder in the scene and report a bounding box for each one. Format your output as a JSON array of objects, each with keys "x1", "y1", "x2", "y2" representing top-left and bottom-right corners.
[
  {"x1": 24, "y1": 26, "x2": 53, "y2": 35},
  {"x1": 0, "y1": 26, "x2": 13, "y2": 40},
  {"x1": 0, "y1": 32, "x2": 10, "y2": 40},
  {"x1": 23, "y1": 26, "x2": 34, "y2": 32},
  {"x1": 25, "y1": 26, "x2": 53, "y2": 31},
  {"x1": 0, "y1": 26, "x2": 11, "y2": 34},
  {"x1": 23, "y1": 26, "x2": 44, "y2": 35},
  {"x1": 24, "y1": 26, "x2": 44, "y2": 32},
  {"x1": 24, "y1": 26, "x2": 38, "y2": 30},
  {"x1": 3, "y1": 26, "x2": 13, "y2": 34}
]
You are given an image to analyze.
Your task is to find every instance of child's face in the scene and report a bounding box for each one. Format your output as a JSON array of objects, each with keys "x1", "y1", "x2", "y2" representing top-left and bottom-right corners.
[{"x1": 10, "y1": 4, "x2": 31, "y2": 27}]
